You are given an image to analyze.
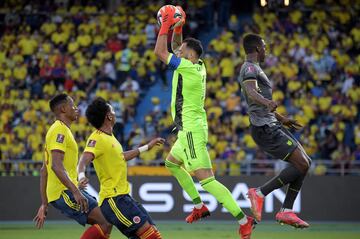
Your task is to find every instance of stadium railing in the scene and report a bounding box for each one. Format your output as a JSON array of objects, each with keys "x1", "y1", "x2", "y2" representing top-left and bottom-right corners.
[{"x1": 1, "y1": 159, "x2": 359, "y2": 176}]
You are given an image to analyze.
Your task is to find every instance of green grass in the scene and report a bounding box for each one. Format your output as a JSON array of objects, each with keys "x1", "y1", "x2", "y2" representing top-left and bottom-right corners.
[{"x1": 1, "y1": 221, "x2": 359, "y2": 239}]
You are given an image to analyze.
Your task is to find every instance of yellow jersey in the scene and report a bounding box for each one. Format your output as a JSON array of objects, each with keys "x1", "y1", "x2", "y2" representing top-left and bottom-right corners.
[
  {"x1": 84, "y1": 130, "x2": 130, "y2": 205},
  {"x1": 45, "y1": 120, "x2": 78, "y2": 202}
]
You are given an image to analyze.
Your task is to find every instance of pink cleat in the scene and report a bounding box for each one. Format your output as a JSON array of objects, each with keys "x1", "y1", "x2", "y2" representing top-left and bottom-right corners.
[
  {"x1": 276, "y1": 211, "x2": 310, "y2": 228},
  {"x1": 247, "y1": 188, "x2": 264, "y2": 221},
  {"x1": 239, "y1": 216, "x2": 256, "y2": 239}
]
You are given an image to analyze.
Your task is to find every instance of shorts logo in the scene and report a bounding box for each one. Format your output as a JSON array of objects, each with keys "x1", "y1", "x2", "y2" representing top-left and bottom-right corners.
[
  {"x1": 56, "y1": 134, "x2": 65, "y2": 143},
  {"x1": 133, "y1": 216, "x2": 141, "y2": 224},
  {"x1": 88, "y1": 140, "x2": 96, "y2": 147},
  {"x1": 287, "y1": 140, "x2": 293, "y2": 146}
]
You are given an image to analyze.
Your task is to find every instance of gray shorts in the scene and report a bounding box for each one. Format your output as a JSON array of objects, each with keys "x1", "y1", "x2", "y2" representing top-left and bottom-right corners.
[{"x1": 250, "y1": 122, "x2": 298, "y2": 160}]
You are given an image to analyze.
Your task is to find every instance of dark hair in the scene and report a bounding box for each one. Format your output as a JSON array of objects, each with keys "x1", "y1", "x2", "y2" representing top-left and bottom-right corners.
[
  {"x1": 243, "y1": 34, "x2": 263, "y2": 54},
  {"x1": 49, "y1": 93, "x2": 68, "y2": 112},
  {"x1": 183, "y1": 38, "x2": 203, "y2": 58},
  {"x1": 86, "y1": 97, "x2": 110, "y2": 129}
]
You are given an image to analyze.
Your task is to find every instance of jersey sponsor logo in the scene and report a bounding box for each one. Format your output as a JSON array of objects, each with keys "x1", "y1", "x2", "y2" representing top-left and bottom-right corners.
[
  {"x1": 88, "y1": 140, "x2": 96, "y2": 147},
  {"x1": 56, "y1": 134, "x2": 65, "y2": 143},
  {"x1": 133, "y1": 216, "x2": 141, "y2": 224}
]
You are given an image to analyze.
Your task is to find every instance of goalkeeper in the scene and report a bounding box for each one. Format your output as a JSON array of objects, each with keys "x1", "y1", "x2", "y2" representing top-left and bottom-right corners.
[{"x1": 154, "y1": 5, "x2": 255, "y2": 239}]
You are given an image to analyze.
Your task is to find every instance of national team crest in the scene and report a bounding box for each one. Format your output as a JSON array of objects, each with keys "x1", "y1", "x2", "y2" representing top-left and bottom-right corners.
[
  {"x1": 245, "y1": 65, "x2": 256, "y2": 74},
  {"x1": 88, "y1": 140, "x2": 96, "y2": 147},
  {"x1": 56, "y1": 134, "x2": 65, "y2": 143},
  {"x1": 133, "y1": 216, "x2": 141, "y2": 224}
]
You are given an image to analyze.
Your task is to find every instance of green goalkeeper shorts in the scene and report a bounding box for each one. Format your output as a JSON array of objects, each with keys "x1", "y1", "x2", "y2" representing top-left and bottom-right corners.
[{"x1": 169, "y1": 130, "x2": 212, "y2": 172}]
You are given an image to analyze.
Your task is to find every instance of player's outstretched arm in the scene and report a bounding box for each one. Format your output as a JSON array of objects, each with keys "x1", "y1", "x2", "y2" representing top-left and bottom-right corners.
[
  {"x1": 33, "y1": 160, "x2": 48, "y2": 229},
  {"x1": 51, "y1": 150, "x2": 89, "y2": 213},
  {"x1": 123, "y1": 137, "x2": 165, "y2": 161},
  {"x1": 78, "y1": 152, "x2": 94, "y2": 189},
  {"x1": 154, "y1": 6, "x2": 180, "y2": 63},
  {"x1": 39, "y1": 160, "x2": 48, "y2": 206},
  {"x1": 243, "y1": 80, "x2": 278, "y2": 112},
  {"x1": 171, "y1": 6, "x2": 186, "y2": 54}
]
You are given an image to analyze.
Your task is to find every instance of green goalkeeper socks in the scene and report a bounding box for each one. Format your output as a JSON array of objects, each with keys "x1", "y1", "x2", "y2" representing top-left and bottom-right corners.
[
  {"x1": 165, "y1": 160, "x2": 202, "y2": 205},
  {"x1": 200, "y1": 176, "x2": 245, "y2": 220},
  {"x1": 165, "y1": 160, "x2": 245, "y2": 220}
]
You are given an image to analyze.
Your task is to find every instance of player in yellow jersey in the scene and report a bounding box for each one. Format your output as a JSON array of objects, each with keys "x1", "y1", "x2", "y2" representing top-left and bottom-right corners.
[
  {"x1": 78, "y1": 97, "x2": 165, "y2": 239},
  {"x1": 33, "y1": 93, "x2": 112, "y2": 239}
]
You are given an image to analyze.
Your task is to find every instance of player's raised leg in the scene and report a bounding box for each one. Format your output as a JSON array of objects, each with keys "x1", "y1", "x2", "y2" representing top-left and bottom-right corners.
[
  {"x1": 248, "y1": 162, "x2": 304, "y2": 222},
  {"x1": 248, "y1": 141, "x2": 310, "y2": 227},
  {"x1": 276, "y1": 143, "x2": 311, "y2": 228},
  {"x1": 194, "y1": 168, "x2": 255, "y2": 239},
  {"x1": 186, "y1": 130, "x2": 255, "y2": 238},
  {"x1": 165, "y1": 150, "x2": 210, "y2": 223}
]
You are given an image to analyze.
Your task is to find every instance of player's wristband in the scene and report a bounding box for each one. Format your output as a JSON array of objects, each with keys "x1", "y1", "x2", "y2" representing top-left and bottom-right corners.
[
  {"x1": 78, "y1": 172, "x2": 86, "y2": 181},
  {"x1": 138, "y1": 145, "x2": 149, "y2": 153}
]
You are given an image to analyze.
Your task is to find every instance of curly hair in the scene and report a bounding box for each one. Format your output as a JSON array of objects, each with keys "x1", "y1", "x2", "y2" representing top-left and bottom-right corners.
[{"x1": 85, "y1": 97, "x2": 110, "y2": 129}]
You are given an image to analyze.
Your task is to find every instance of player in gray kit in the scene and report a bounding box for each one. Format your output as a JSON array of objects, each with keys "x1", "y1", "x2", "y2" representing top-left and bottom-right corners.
[{"x1": 238, "y1": 34, "x2": 311, "y2": 229}]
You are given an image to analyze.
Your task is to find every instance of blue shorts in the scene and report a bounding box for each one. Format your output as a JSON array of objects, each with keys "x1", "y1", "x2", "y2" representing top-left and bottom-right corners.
[
  {"x1": 51, "y1": 190, "x2": 98, "y2": 226},
  {"x1": 100, "y1": 194, "x2": 154, "y2": 238}
]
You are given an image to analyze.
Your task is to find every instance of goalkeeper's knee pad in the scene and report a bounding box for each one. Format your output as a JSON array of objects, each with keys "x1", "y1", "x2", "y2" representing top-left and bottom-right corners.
[{"x1": 139, "y1": 225, "x2": 162, "y2": 239}]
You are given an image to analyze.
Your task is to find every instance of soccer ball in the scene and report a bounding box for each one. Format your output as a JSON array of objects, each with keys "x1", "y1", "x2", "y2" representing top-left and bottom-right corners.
[{"x1": 157, "y1": 5, "x2": 183, "y2": 30}]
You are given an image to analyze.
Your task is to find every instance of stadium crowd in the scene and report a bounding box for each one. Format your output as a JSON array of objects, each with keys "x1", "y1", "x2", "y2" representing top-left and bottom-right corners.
[{"x1": 0, "y1": 0, "x2": 359, "y2": 176}]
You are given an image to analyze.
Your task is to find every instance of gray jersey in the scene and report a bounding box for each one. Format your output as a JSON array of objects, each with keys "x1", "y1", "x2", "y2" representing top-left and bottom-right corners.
[{"x1": 238, "y1": 60, "x2": 277, "y2": 126}]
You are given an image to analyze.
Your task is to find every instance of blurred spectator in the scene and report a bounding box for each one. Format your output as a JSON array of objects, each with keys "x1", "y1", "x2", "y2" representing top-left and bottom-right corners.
[
  {"x1": 115, "y1": 45, "x2": 133, "y2": 87},
  {"x1": 110, "y1": 96, "x2": 125, "y2": 143},
  {"x1": 145, "y1": 19, "x2": 157, "y2": 46},
  {"x1": 319, "y1": 129, "x2": 339, "y2": 160},
  {"x1": 120, "y1": 76, "x2": 139, "y2": 92},
  {"x1": 103, "y1": 59, "x2": 116, "y2": 84}
]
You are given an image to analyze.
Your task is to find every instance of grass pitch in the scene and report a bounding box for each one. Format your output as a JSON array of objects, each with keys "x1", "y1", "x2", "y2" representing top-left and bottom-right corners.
[{"x1": 0, "y1": 221, "x2": 359, "y2": 239}]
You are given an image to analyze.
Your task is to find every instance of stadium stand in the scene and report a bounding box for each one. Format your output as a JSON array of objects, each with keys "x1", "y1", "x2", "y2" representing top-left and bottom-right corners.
[{"x1": 0, "y1": 0, "x2": 359, "y2": 176}]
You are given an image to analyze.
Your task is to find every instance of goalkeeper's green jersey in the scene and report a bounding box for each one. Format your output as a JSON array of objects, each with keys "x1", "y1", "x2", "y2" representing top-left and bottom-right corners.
[{"x1": 167, "y1": 53, "x2": 208, "y2": 132}]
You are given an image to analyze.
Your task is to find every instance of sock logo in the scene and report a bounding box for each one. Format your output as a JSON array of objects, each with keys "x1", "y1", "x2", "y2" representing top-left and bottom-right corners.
[{"x1": 133, "y1": 216, "x2": 141, "y2": 224}]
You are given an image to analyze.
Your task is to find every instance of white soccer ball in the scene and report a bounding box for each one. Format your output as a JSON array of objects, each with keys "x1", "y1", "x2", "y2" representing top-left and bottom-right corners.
[{"x1": 157, "y1": 5, "x2": 183, "y2": 30}]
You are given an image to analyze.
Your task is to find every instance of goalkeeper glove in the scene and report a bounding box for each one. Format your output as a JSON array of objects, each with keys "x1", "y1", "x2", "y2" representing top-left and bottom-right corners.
[
  {"x1": 159, "y1": 5, "x2": 180, "y2": 35},
  {"x1": 174, "y1": 6, "x2": 186, "y2": 34}
]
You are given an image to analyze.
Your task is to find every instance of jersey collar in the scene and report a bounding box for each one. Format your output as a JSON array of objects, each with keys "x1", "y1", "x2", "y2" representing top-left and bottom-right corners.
[
  {"x1": 97, "y1": 129, "x2": 113, "y2": 136},
  {"x1": 245, "y1": 59, "x2": 259, "y2": 65},
  {"x1": 57, "y1": 119, "x2": 71, "y2": 130}
]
